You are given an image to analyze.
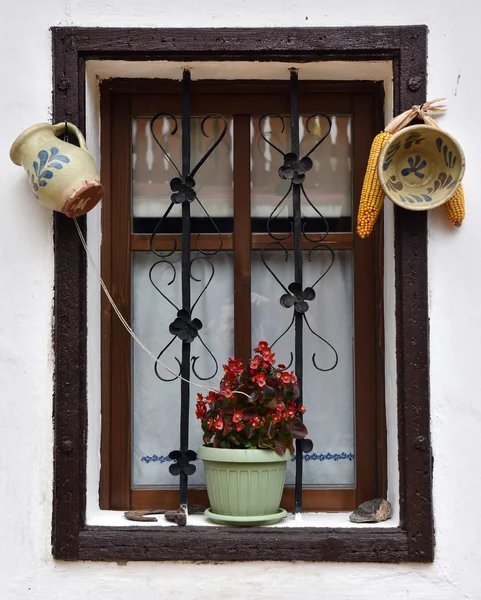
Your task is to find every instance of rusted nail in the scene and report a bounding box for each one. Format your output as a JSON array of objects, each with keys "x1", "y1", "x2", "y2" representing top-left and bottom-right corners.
[
  {"x1": 415, "y1": 435, "x2": 428, "y2": 451},
  {"x1": 408, "y1": 76, "x2": 422, "y2": 92},
  {"x1": 124, "y1": 509, "x2": 164, "y2": 522},
  {"x1": 61, "y1": 440, "x2": 74, "y2": 453},
  {"x1": 57, "y1": 78, "x2": 70, "y2": 91}
]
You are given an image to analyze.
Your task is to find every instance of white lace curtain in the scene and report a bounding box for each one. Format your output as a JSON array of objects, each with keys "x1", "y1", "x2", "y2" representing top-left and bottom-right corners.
[{"x1": 131, "y1": 113, "x2": 355, "y2": 489}]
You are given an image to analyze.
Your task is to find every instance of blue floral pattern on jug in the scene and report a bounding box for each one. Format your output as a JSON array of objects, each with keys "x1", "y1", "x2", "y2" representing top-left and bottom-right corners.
[
  {"x1": 398, "y1": 193, "x2": 433, "y2": 204},
  {"x1": 28, "y1": 147, "x2": 70, "y2": 193},
  {"x1": 382, "y1": 141, "x2": 400, "y2": 171},
  {"x1": 401, "y1": 154, "x2": 427, "y2": 179},
  {"x1": 436, "y1": 137, "x2": 457, "y2": 168}
]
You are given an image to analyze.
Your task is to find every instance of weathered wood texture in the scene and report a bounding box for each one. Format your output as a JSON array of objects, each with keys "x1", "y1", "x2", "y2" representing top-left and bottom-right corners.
[
  {"x1": 52, "y1": 29, "x2": 86, "y2": 560},
  {"x1": 79, "y1": 526, "x2": 409, "y2": 562},
  {"x1": 395, "y1": 28, "x2": 432, "y2": 563},
  {"x1": 52, "y1": 25, "x2": 431, "y2": 562}
]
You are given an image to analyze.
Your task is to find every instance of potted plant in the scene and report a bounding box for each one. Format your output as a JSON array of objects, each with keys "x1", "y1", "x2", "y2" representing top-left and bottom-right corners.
[{"x1": 196, "y1": 341, "x2": 308, "y2": 525}]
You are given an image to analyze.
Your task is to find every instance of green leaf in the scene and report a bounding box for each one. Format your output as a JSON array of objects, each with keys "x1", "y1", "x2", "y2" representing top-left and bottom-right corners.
[
  {"x1": 265, "y1": 398, "x2": 278, "y2": 410},
  {"x1": 273, "y1": 439, "x2": 287, "y2": 456},
  {"x1": 261, "y1": 386, "x2": 276, "y2": 401},
  {"x1": 291, "y1": 418, "x2": 308, "y2": 439},
  {"x1": 245, "y1": 423, "x2": 255, "y2": 439},
  {"x1": 228, "y1": 434, "x2": 242, "y2": 447}
]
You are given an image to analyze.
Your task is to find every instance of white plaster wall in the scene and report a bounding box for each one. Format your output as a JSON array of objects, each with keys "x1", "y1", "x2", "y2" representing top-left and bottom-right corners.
[{"x1": 0, "y1": 2, "x2": 480, "y2": 599}]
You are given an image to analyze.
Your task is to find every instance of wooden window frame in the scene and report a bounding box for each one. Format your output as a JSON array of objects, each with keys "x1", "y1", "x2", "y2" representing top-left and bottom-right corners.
[
  {"x1": 52, "y1": 25, "x2": 433, "y2": 562},
  {"x1": 100, "y1": 79, "x2": 385, "y2": 513}
]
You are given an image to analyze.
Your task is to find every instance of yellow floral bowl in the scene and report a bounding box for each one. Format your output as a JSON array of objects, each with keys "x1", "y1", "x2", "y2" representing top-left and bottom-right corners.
[{"x1": 378, "y1": 125, "x2": 465, "y2": 211}]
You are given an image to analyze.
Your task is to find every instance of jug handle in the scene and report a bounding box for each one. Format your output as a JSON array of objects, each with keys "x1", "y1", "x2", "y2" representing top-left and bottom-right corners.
[{"x1": 52, "y1": 122, "x2": 88, "y2": 151}]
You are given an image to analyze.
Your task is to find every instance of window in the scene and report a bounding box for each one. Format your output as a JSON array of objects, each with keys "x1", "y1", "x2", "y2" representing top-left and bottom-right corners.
[
  {"x1": 99, "y1": 76, "x2": 386, "y2": 512},
  {"x1": 52, "y1": 26, "x2": 433, "y2": 563}
]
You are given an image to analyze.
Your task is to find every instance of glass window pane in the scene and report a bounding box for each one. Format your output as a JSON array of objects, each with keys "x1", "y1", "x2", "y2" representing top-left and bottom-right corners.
[
  {"x1": 251, "y1": 116, "x2": 352, "y2": 232},
  {"x1": 132, "y1": 117, "x2": 234, "y2": 233},
  {"x1": 251, "y1": 249, "x2": 355, "y2": 486},
  {"x1": 131, "y1": 251, "x2": 234, "y2": 488}
]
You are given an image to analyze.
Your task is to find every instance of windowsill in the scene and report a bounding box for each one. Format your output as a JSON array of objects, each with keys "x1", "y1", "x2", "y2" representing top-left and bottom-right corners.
[{"x1": 87, "y1": 509, "x2": 400, "y2": 528}]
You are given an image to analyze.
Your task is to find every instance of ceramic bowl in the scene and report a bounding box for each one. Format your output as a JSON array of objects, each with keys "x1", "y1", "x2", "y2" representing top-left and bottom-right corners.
[{"x1": 378, "y1": 125, "x2": 465, "y2": 211}]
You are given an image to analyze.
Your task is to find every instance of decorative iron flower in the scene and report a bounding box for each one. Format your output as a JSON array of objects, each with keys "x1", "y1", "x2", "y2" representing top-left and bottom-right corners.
[
  {"x1": 168, "y1": 449, "x2": 197, "y2": 476},
  {"x1": 170, "y1": 176, "x2": 196, "y2": 203},
  {"x1": 280, "y1": 282, "x2": 316, "y2": 313},
  {"x1": 278, "y1": 153, "x2": 313, "y2": 184},
  {"x1": 169, "y1": 309, "x2": 202, "y2": 343}
]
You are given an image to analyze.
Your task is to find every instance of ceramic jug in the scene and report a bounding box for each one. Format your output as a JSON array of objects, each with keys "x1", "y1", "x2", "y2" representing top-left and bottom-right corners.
[{"x1": 10, "y1": 122, "x2": 103, "y2": 217}]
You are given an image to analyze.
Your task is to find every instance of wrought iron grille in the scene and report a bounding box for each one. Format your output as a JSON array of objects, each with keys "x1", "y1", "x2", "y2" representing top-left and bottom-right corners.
[{"x1": 148, "y1": 69, "x2": 338, "y2": 513}]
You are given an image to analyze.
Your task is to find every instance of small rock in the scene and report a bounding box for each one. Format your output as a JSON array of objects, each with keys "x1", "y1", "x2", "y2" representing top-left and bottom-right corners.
[
  {"x1": 164, "y1": 509, "x2": 187, "y2": 526},
  {"x1": 349, "y1": 498, "x2": 392, "y2": 523}
]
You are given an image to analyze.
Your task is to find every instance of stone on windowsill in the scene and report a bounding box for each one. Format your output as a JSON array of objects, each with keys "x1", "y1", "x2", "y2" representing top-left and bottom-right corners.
[{"x1": 349, "y1": 498, "x2": 392, "y2": 523}]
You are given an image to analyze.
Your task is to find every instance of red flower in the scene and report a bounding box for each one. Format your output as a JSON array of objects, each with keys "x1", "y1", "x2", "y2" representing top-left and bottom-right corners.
[
  {"x1": 261, "y1": 349, "x2": 276, "y2": 364},
  {"x1": 232, "y1": 410, "x2": 243, "y2": 423},
  {"x1": 254, "y1": 341, "x2": 270, "y2": 353},
  {"x1": 278, "y1": 363, "x2": 286, "y2": 370},
  {"x1": 287, "y1": 400, "x2": 297, "y2": 417},
  {"x1": 196, "y1": 342, "x2": 307, "y2": 454},
  {"x1": 249, "y1": 415, "x2": 261, "y2": 429},
  {"x1": 250, "y1": 415, "x2": 264, "y2": 429},
  {"x1": 226, "y1": 358, "x2": 244, "y2": 376},
  {"x1": 297, "y1": 404, "x2": 306, "y2": 414},
  {"x1": 221, "y1": 386, "x2": 233, "y2": 399},
  {"x1": 195, "y1": 400, "x2": 206, "y2": 419},
  {"x1": 249, "y1": 355, "x2": 262, "y2": 371},
  {"x1": 206, "y1": 391, "x2": 217, "y2": 405},
  {"x1": 252, "y1": 372, "x2": 266, "y2": 388},
  {"x1": 276, "y1": 403, "x2": 288, "y2": 419}
]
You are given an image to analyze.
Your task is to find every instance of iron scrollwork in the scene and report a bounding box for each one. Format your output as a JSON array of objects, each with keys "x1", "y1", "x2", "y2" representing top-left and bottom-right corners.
[
  {"x1": 148, "y1": 70, "x2": 225, "y2": 506},
  {"x1": 258, "y1": 70, "x2": 339, "y2": 511},
  {"x1": 146, "y1": 68, "x2": 339, "y2": 513}
]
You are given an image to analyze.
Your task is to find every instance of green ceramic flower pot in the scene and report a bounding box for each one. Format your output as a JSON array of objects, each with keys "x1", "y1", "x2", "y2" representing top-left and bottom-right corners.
[{"x1": 197, "y1": 446, "x2": 290, "y2": 526}]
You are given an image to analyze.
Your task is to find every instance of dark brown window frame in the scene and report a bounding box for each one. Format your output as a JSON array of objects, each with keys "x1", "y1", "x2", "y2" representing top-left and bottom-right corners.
[
  {"x1": 52, "y1": 25, "x2": 432, "y2": 562},
  {"x1": 100, "y1": 79, "x2": 386, "y2": 513}
]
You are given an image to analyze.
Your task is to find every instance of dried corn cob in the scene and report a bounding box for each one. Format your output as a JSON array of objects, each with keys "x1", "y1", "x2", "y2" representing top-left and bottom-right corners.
[
  {"x1": 357, "y1": 131, "x2": 393, "y2": 238},
  {"x1": 444, "y1": 185, "x2": 465, "y2": 227}
]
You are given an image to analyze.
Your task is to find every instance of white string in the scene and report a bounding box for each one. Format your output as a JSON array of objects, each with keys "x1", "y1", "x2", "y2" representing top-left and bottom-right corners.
[{"x1": 74, "y1": 217, "x2": 229, "y2": 396}]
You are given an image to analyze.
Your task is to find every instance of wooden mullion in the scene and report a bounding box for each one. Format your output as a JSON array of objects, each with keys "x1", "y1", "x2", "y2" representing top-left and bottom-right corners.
[
  {"x1": 109, "y1": 93, "x2": 133, "y2": 510},
  {"x1": 132, "y1": 232, "x2": 353, "y2": 252},
  {"x1": 233, "y1": 115, "x2": 252, "y2": 364},
  {"x1": 352, "y1": 93, "x2": 382, "y2": 505},
  {"x1": 99, "y1": 81, "x2": 112, "y2": 509},
  {"x1": 132, "y1": 233, "x2": 233, "y2": 251},
  {"x1": 251, "y1": 232, "x2": 353, "y2": 250},
  {"x1": 374, "y1": 81, "x2": 387, "y2": 498}
]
